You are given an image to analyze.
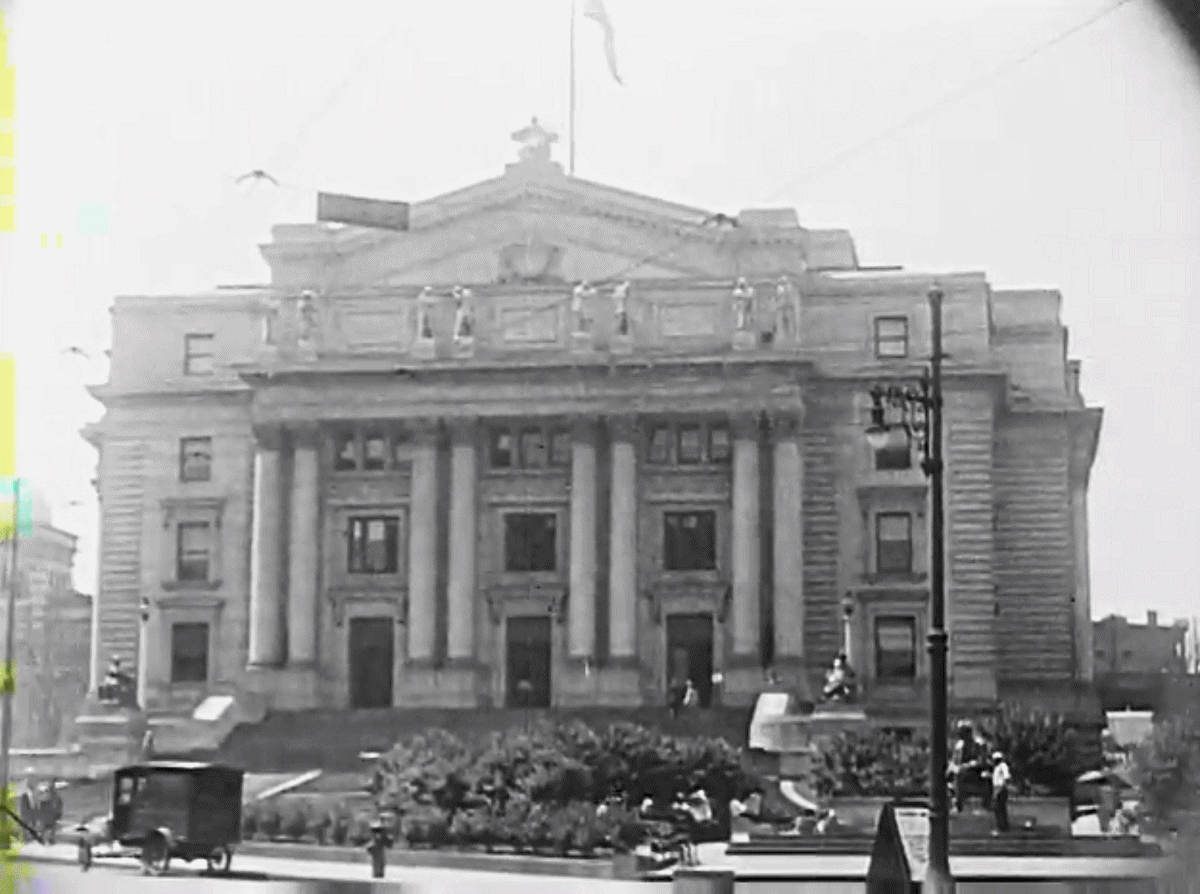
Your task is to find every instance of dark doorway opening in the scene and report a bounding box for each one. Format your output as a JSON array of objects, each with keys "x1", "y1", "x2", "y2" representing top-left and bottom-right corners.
[
  {"x1": 348, "y1": 616, "x2": 394, "y2": 709},
  {"x1": 506, "y1": 615, "x2": 552, "y2": 708},
  {"x1": 666, "y1": 612, "x2": 715, "y2": 707}
]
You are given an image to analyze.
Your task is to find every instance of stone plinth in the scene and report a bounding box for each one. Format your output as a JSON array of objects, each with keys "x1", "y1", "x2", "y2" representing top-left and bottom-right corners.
[{"x1": 65, "y1": 699, "x2": 150, "y2": 766}]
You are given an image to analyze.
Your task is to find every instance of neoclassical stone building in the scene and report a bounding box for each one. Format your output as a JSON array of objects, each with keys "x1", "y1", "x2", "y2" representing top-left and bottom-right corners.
[{"x1": 85, "y1": 121, "x2": 1102, "y2": 719}]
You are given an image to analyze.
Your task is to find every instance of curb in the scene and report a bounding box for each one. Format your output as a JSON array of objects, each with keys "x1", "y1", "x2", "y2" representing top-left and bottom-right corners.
[{"x1": 236, "y1": 841, "x2": 623, "y2": 878}]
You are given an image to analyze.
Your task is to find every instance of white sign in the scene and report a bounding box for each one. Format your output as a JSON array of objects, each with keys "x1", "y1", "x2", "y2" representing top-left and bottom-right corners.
[
  {"x1": 193, "y1": 695, "x2": 234, "y2": 723},
  {"x1": 501, "y1": 306, "x2": 559, "y2": 343},
  {"x1": 893, "y1": 806, "x2": 930, "y2": 878},
  {"x1": 317, "y1": 192, "x2": 410, "y2": 230},
  {"x1": 660, "y1": 303, "x2": 715, "y2": 337}
]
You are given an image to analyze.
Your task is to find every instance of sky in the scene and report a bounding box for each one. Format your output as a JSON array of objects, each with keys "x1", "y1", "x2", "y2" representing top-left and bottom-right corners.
[{"x1": 1, "y1": 0, "x2": 1198, "y2": 627}]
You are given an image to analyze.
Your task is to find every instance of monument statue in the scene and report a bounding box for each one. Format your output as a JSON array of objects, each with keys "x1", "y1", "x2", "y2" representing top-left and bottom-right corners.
[
  {"x1": 572, "y1": 281, "x2": 595, "y2": 335},
  {"x1": 97, "y1": 656, "x2": 138, "y2": 709},
  {"x1": 612, "y1": 281, "x2": 631, "y2": 336},
  {"x1": 775, "y1": 276, "x2": 797, "y2": 339},
  {"x1": 511, "y1": 116, "x2": 558, "y2": 164},
  {"x1": 261, "y1": 298, "x2": 281, "y2": 345},
  {"x1": 297, "y1": 290, "x2": 318, "y2": 343},
  {"x1": 417, "y1": 287, "x2": 436, "y2": 341},
  {"x1": 733, "y1": 277, "x2": 755, "y2": 331},
  {"x1": 452, "y1": 286, "x2": 474, "y2": 341},
  {"x1": 821, "y1": 652, "x2": 858, "y2": 704}
]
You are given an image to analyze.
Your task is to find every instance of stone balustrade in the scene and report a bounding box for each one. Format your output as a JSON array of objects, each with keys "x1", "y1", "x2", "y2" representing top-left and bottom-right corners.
[{"x1": 257, "y1": 276, "x2": 803, "y2": 364}]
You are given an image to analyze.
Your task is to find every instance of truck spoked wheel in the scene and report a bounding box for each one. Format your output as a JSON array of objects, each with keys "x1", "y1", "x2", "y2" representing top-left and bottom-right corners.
[
  {"x1": 206, "y1": 846, "x2": 232, "y2": 874},
  {"x1": 140, "y1": 834, "x2": 171, "y2": 876}
]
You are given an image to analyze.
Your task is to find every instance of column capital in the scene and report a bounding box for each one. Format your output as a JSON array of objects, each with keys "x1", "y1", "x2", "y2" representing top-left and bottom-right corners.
[
  {"x1": 252, "y1": 424, "x2": 284, "y2": 452},
  {"x1": 767, "y1": 409, "x2": 804, "y2": 440},
  {"x1": 606, "y1": 415, "x2": 640, "y2": 443},
  {"x1": 407, "y1": 418, "x2": 441, "y2": 447},
  {"x1": 570, "y1": 416, "x2": 599, "y2": 443},
  {"x1": 730, "y1": 411, "x2": 762, "y2": 441},
  {"x1": 288, "y1": 423, "x2": 322, "y2": 449},
  {"x1": 446, "y1": 417, "x2": 478, "y2": 445}
]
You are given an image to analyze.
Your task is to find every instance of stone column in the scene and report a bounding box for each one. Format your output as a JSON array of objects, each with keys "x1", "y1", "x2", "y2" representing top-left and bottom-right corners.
[
  {"x1": 407, "y1": 421, "x2": 439, "y2": 664},
  {"x1": 287, "y1": 426, "x2": 321, "y2": 666},
  {"x1": 248, "y1": 426, "x2": 285, "y2": 667},
  {"x1": 568, "y1": 418, "x2": 598, "y2": 659},
  {"x1": 731, "y1": 412, "x2": 761, "y2": 659},
  {"x1": 771, "y1": 411, "x2": 805, "y2": 663},
  {"x1": 607, "y1": 416, "x2": 639, "y2": 660},
  {"x1": 1072, "y1": 483, "x2": 1094, "y2": 682},
  {"x1": 446, "y1": 418, "x2": 478, "y2": 663}
]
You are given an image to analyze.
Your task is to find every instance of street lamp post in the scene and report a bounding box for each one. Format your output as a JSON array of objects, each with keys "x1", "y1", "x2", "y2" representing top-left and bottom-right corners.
[{"x1": 865, "y1": 284, "x2": 953, "y2": 894}]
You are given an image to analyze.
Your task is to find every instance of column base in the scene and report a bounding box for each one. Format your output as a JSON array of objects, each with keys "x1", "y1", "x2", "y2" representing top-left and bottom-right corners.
[
  {"x1": 555, "y1": 658, "x2": 642, "y2": 707},
  {"x1": 243, "y1": 665, "x2": 322, "y2": 711},
  {"x1": 397, "y1": 661, "x2": 481, "y2": 708},
  {"x1": 719, "y1": 659, "x2": 770, "y2": 708}
]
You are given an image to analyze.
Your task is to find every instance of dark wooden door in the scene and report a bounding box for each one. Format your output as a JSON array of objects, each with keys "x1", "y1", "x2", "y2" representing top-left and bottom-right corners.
[
  {"x1": 666, "y1": 613, "x2": 715, "y2": 707},
  {"x1": 506, "y1": 616, "x2": 552, "y2": 708},
  {"x1": 348, "y1": 617, "x2": 394, "y2": 709}
]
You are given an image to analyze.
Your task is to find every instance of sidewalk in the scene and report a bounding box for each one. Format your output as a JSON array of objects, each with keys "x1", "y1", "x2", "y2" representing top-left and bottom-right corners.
[{"x1": 16, "y1": 842, "x2": 667, "y2": 893}]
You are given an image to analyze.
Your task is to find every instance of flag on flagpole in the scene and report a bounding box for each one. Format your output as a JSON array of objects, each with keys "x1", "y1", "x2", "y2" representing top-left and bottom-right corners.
[{"x1": 583, "y1": 0, "x2": 622, "y2": 85}]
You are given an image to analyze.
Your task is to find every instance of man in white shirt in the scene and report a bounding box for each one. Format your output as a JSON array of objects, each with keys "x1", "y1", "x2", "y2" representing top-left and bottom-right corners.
[{"x1": 991, "y1": 751, "x2": 1011, "y2": 834}]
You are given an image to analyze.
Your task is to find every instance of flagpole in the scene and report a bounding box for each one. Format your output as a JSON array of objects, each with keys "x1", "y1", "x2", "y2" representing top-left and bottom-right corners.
[{"x1": 569, "y1": 0, "x2": 577, "y2": 176}]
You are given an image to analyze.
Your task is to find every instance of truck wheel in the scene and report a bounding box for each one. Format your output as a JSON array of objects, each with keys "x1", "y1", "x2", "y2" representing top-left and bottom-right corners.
[
  {"x1": 206, "y1": 846, "x2": 232, "y2": 874},
  {"x1": 141, "y1": 833, "x2": 171, "y2": 876}
]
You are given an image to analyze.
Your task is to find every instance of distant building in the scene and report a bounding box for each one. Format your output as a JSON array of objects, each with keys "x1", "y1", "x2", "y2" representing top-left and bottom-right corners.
[
  {"x1": 0, "y1": 490, "x2": 92, "y2": 747},
  {"x1": 1093, "y1": 612, "x2": 1189, "y2": 675}
]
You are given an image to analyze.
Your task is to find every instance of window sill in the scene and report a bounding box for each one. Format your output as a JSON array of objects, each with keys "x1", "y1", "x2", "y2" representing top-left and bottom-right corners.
[
  {"x1": 161, "y1": 579, "x2": 223, "y2": 592},
  {"x1": 860, "y1": 572, "x2": 927, "y2": 586},
  {"x1": 483, "y1": 466, "x2": 569, "y2": 477}
]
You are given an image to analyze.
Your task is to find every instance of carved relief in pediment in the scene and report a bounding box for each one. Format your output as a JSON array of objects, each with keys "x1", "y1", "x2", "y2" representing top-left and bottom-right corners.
[{"x1": 497, "y1": 237, "x2": 565, "y2": 284}]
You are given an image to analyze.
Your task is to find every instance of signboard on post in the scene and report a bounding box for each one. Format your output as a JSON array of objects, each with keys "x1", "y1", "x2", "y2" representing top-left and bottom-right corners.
[{"x1": 317, "y1": 192, "x2": 410, "y2": 231}]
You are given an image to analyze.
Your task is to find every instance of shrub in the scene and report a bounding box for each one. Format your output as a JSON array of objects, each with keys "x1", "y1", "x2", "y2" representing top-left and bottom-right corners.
[
  {"x1": 328, "y1": 806, "x2": 352, "y2": 846},
  {"x1": 348, "y1": 811, "x2": 375, "y2": 847},
  {"x1": 281, "y1": 803, "x2": 310, "y2": 841},
  {"x1": 1129, "y1": 709, "x2": 1200, "y2": 828},
  {"x1": 255, "y1": 803, "x2": 281, "y2": 841},
  {"x1": 976, "y1": 704, "x2": 1080, "y2": 797},
  {"x1": 815, "y1": 728, "x2": 930, "y2": 798},
  {"x1": 308, "y1": 809, "x2": 333, "y2": 845},
  {"x1": 241, "y1": 802, "x2": 260, "y2": 840}
]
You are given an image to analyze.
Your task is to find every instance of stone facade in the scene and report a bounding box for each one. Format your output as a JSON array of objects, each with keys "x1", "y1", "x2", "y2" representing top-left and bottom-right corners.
[{"x1": 84, "y1": 124, "x2": 1102, "y2": 717}]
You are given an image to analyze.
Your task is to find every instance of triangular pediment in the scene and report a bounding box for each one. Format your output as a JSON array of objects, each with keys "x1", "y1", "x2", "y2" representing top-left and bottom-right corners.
[{"x1": 263, "y1": 158, "x2": 815, "y2": 289}]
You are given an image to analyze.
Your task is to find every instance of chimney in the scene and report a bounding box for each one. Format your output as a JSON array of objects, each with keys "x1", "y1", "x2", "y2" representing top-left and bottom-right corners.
[
  {"x1": 1148, "y1": 610, "x2": 1158, "y2": 627},
  {"x1": 1066, "y1": 359, "x2": 1081, "y2": 399}
]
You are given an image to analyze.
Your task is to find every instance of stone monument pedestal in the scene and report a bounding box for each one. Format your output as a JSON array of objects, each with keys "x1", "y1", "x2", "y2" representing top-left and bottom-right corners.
[{"x1": 63, "y1": 698, "x2": 150, "y2": 768}]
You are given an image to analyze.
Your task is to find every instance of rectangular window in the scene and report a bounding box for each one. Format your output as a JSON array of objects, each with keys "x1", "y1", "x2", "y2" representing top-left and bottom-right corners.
[
  {"x1": 875, "y1": 615, "x2": 917, "y2": 680},
  {"x1": 348, "y1": 516, "x2": 401, "y2": 574},
  {"x1": 663, "y1": 511, "x2": 717, "y2": 571},
  {"x1": 649, "y1": 427, "x2": 671, "y2": 464},
  {"x1": 176, "y1": 522, "x2": 212, "y2": 582},
  {"x1": 334, "y1": 433, "x2": 358, "y2": 471},
  {"x1": 549, "y1": 430, "x2": 572, "y2": 467},
  {"x1": 170, "y1": 622, "x2": 209, "y2": 683},
  {"x1": 709, "y1": 426, "x2": 731, "y2": 463},
  {"x1": 678, "y1": 426, "x2": 703, "y2": 464},
  {"x1": 504, "y1": 513, "x2": 557, "y2": 572},
  {"x1": 363, "y1": 435, "x2": 387, "y2": 471},
  {"x1": 183, "y1": 333, "x2": 215, "y2": 375},
  {"x1": 874, "y1": 442, "x2": 912, "y2": 471},
  {"x1": 179, "y1": 437, "x2": 212, "y2": 482},
  {"x1": 874, "y1": 317, "x2": 909, "y2": 359},
  {"x1": 520, "y1": 429, "x2": 549, "y2": 468},
  {"x1": 491, "y1": 430, "x2": 515, "y2": 468},
  {"x1": 876, "y1": 512, "x2": 913, "y2": 574}
]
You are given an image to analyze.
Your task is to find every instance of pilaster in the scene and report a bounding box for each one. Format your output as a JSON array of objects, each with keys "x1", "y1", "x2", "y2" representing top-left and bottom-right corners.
[
  {"x1": 568, "y1": 418, "x2": 598, "y2": 660},
  {"x1": 607, "y1": 415, "x2": 639, "y2": 661},
  {"x1": 731, "y1": 412, "x2": 761, "y2": 660},
  {"x1": 407, "y1": 419, "x2": 439, "y2": 665},
  {"x1": 287, "y1": 424, "x2": 321, "y2": 668},
  {"x1": 446, "y1": 417, "x2": 478, "y2": 665},
  {"x1": 248, "y1": 424, "x2": 285, "y2": 667}
]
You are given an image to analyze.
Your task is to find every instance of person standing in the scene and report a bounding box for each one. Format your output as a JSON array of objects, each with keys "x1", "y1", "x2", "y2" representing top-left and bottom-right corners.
[{"x1": 990, "y1": 750, "x2": 1011, "y2": 835}]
